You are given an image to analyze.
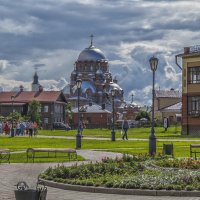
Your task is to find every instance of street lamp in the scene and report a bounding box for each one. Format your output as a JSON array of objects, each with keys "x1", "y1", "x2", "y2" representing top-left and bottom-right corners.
[
  {"x1": 111, "y1": 89, "x2": 116, "y2": 141},
  {"x1": 76, "y1": 79, "x2": 82, "y2": 149},
  {"x1": 149, "y1": 56, "x2": 158, "y2": 156},
  {"x1": 11, "y1": 95, "x2": 15, "y2": 137}
]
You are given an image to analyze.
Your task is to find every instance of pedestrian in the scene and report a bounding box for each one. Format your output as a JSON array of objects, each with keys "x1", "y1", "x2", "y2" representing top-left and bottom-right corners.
[
  {"x1": 16, "y1": 122, "x2": 21, "y2": 136},
  {"x1": 0, "y1": 121, "x2": 2, "y2": 134},
  {"x1": 33, "y1": 122, "x2": 38, "y2": 136},
  {"x1": 79, "y1": 120, "x2": 85, "y2": 137},
  {"x1": 4, "y1": 122, "x2": 10, "y2": 135},
  {"x1": 20, "y1": 122, "x2": 26, "y2": 136},
  {"x1": 28, "y1": 121, "x2": 33, "y2": 137},
  {"x1": 121, "y1": 118, "x2": 129, "y2": 140}
]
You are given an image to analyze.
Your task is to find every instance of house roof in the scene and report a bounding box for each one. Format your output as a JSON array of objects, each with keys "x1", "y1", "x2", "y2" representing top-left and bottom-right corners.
[
  {"x1": 0, "y1": 91, "x2": 67, "y2": 103},
  {"x1": 160, "y1": 102, "x2": 182, "y2": 112},
  {"x1": 72, "y1": 103, "x2": 111, "y2": 114},
  {"x1": 155, "y1": 90, "x2": 182, "y2": 98}
]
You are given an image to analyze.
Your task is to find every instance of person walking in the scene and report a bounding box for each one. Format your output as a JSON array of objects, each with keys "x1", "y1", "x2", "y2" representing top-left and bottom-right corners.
[
  {"x1": 79, "y1": 120, "x2": 85, "y2": 137},
  {"x1": 121, "y1": 118, "x2": 129, "y2": 140}
]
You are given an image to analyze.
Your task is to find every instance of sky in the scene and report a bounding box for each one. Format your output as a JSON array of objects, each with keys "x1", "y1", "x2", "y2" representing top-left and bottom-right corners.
[{"x1": 0, "y1": 0, "x2": 199, "y2": 106}]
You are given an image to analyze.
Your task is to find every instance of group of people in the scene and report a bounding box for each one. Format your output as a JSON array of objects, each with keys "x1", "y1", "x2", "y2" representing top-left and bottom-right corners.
[
  {"x1": 0, "y1": 118, "x2": 129, "y2": 139},
  {"x1": 0, "y1": 121, "x2": 39, "y2": 137}
]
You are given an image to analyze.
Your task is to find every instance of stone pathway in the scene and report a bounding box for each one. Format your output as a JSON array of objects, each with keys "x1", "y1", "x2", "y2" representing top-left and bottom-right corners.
[{"x1": 0, "y1": 150, "x2": 199, "y2": 200}]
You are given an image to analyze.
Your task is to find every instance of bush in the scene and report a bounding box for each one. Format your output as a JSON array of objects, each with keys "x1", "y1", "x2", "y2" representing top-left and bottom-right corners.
[{"x1": 105, "y1": 181, "x2": 114, "y2": 188}]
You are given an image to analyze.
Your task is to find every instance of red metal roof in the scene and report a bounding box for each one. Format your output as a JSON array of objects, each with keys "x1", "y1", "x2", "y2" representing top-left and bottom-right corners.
[{"x1": 0, "y1": 91, "x2": 67, "y2": 103}]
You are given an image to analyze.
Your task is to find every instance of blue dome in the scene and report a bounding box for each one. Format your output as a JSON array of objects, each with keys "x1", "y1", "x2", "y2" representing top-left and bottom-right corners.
[{"x1": 78, "y1": 45, "x2": 106, "y2": 61}]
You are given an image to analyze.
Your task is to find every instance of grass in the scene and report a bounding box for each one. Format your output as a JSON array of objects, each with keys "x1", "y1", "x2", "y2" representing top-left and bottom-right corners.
[
  {"x1": 37, "y1": 126, "x2": 184, "y2": 139},
  {"x1": 1, "y1": 126, "x2": 200, "y2": 163},
  {"x1": 0, "y1": 135, "x2": 199, "y2": 160}
]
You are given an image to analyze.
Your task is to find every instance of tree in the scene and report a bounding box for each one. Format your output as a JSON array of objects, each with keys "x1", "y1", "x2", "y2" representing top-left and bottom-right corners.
[
  {"x1": 135, "y1": 111, "x2": 150, "y2": 121},
  {"x1": 7, "y1": 112, "x2": 24, "y2": 122},
  {"x1": 66, "y1": 103, "x2": 73, "y2": 124},
  {"x1": 27, "y1": 100, "x2": 41, "y2": 124}
]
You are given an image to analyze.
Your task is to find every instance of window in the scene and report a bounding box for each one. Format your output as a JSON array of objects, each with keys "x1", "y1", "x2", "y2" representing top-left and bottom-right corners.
[
  {"x1": 188, "y1": 96, "x2": 200, "y2": 116},
  {"x1": 44, "y1": 105, "x2": 49, "y2": 113},
  {"x1": 44, "y1": 118, "x2": 48, "y2": 124},
  {"x1": 188, "y1": 67, "x2": 200, "y2": 84}
]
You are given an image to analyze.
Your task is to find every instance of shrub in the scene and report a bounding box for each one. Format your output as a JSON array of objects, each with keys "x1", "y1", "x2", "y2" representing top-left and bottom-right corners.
[
  {"x1": 105, "y1": 181, "x2": 114, "y2": 188},
  {"x1": 185, "y1": 185, "x2": 194, "y2": 191}
]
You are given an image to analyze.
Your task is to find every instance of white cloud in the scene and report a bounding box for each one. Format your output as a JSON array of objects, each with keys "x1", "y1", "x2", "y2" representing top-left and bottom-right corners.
[
  {"x1": 0, "y1": 18, "x2": 38, "y2": 35},
  {"x1": 1, "y1": 0, "x2": 199, "y2": 105}
]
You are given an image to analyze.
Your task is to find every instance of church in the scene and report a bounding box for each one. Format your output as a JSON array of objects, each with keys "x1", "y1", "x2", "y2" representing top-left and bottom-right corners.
[
  {"x1": 64, "y1": 35, "x2": 124, "y2": 110},
  {"x1": 62, "y1": 36, "x2": 127, "y2": 128}
]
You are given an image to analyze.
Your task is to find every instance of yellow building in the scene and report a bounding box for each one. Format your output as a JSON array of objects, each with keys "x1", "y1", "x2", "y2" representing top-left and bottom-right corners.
[
  {"x1": 177, "y1": 46, "x2": 200, "y2": 135},
  {"x1": 154, "y1": 89, "x2": 182, "y2": 124}
]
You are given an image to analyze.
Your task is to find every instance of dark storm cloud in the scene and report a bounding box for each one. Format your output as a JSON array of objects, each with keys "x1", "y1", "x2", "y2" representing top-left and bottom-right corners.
[{"x1": 0, "y1": 0, "x2": 198, "y2": 105}]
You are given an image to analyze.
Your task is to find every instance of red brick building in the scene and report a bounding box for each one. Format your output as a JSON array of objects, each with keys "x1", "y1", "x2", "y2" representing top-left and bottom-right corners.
[{"x1": 71, "y1": 103, "x2": 111, "y2": 129}]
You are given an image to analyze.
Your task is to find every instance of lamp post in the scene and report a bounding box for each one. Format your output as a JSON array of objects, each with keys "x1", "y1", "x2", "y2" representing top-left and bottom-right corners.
[
  {"x1": 111, "y1": 89, "x2": 116, "y2": 141},
  {"x1": 11, "y1": 95, "x2": 15, "y2": 137},
  {"x1": 149, "y1": 56, "x2": 158, "y2": 156},
  {"x1": 76, "y1": 79, "x2": 82, "y2": 149}
]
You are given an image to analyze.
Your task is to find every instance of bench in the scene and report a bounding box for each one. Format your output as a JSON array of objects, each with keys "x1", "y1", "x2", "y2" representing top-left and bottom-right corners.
[
  {"x1": 190, "y1": 144, "x2": 200, "y2": 160},
  {"x1": 0, "y1": 149, "x2": 10, "y2": 163},
  {"x1": 26, "y1": 148, "x2": 77, "y2": 163}
]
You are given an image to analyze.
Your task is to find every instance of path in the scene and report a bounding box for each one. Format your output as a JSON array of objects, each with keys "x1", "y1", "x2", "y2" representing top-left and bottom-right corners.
[{"x1": 37, "y1": 135, "x2": 200, "y2": 142}]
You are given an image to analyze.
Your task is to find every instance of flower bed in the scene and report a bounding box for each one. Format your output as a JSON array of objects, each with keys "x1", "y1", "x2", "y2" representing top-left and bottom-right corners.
[
  {"x1": 40, "y1": 154, "x2": 200, "y2": 191},
  {"x1": 154, "y1": 157, "x2": 200, "y2": 169}
]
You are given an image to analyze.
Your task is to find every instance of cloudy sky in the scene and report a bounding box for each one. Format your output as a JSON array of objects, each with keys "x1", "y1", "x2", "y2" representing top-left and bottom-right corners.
[{"x1": 0, "y1": 0, "x2": 199, "y2": 105}]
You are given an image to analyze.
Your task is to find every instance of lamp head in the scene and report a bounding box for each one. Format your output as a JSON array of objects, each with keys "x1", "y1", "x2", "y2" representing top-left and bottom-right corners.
[
  {"x1": 76, "y1": 79, "x2": 82, "y2": 89},
  {"x1": 149, "y1": 56, "x2": 158, "y2": 71}
]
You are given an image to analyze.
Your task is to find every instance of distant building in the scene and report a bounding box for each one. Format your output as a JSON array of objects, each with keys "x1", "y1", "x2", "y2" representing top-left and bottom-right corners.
[
  {"x1": 177, "y1": 46, "x2": 200, "y2": 135},
  {"x1": 71, "y1": 102, "x2": 111, "y2": 129},
  {"x1": 32, "y1": 72, "x2": 41, "y2": 91},
  {"x1": 154, "y1": 89, "x2": 182, "y2": 124}
]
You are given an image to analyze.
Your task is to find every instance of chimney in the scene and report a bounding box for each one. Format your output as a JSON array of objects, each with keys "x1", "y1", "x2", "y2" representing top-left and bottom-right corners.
[
  {"x1": 184, "y1": 47, "x2": 190, "y2": 54},
  {"x1": 89, "y1": 101, "x2": 92, "y2": 106},
  {"x1": 19, "y1": 85, "x2": 24, "y2": 92},
  {"x1": 39, "y1": 85, "x2": 43, "y2": 92}
]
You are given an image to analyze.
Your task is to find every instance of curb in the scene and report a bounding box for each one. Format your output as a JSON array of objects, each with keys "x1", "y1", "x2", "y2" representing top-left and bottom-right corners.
[{"x1": 40, "y1": 179, "x2": 200, "y2": 197}]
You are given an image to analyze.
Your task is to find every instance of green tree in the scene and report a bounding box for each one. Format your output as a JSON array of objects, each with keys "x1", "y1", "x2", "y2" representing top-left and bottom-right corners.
[
  {"x1": 27, "y1": 100, "x2": 41, "y2": 124},
  {"x1": 66, "y1": 103, "x2": 73, "y2": 124},
  {"x1": 7, "y1": 111, "x2": 24, "y2": 122},
  {"x1": 135, "y1": 111, "x2": 150, "y2": 121}
]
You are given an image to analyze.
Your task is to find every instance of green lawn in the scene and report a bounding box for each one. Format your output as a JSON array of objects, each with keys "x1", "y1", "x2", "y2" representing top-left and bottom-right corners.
[
  {"x1": 38, "y1": 126, "x2": 182, "y2": 138},
  {"x1": 38, "y1": 126, "x2": 200, "y2": 140},
  {"x1": 0, "y1": 135, "x2": 199, "y2": 162}
]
